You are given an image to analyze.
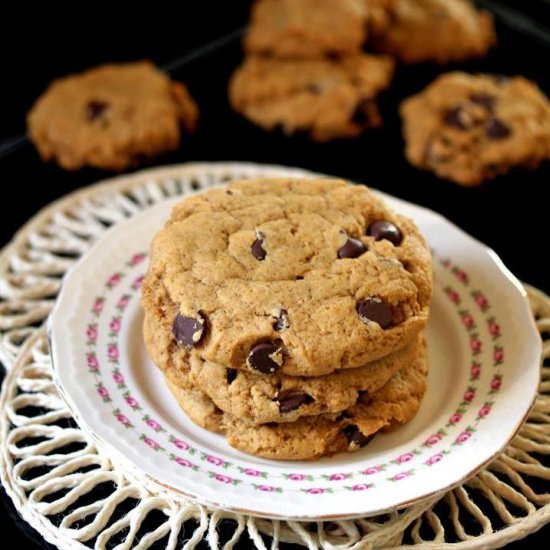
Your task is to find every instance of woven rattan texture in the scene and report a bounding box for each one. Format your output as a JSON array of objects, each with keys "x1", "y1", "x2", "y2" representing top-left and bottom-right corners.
[{"x1": 0, "y1": 163, "x2": 548, "y2": 549}]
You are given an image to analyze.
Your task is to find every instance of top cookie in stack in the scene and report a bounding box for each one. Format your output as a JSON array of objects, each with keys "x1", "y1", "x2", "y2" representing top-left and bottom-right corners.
[{"x1": 142, "y1": 178, "x2": 433, "y2": 459}]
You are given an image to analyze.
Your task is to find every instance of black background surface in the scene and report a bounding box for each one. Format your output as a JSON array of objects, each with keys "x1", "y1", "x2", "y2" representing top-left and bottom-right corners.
[{"x1": 1, "y1": 2, "x2": 549, "y2": 548}]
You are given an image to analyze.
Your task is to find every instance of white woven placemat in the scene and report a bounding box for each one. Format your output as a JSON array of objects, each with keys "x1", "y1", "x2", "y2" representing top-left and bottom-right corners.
[{"x1": 1, "y1": 162, "x2": 549, "y2": 549}]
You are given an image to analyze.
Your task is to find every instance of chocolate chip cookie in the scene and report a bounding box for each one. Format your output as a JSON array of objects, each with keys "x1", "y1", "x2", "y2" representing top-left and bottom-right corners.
[
  {"x1": 245, "y1": 0, "x2": 368, "y2": 58},
  {"x1": 27, "y1": 61, "x2": 198, "y2": 171},
  {"x1": 164, "y1": 336, "x2": 428, "y2": 460},
  {"x1": 368, "y1": 0, "x2": 496, "y2": 64},
  {"x1": 145, "y1": 304, "x2": 422, "y2": 423},
  {"x1": 142, "y1": 178, "x2": 432, "y2": 377},
  {"x1": 229, "y1": 54, "x2": 395, "y2": 141},
  {"x1": 400, "y1": 72, "x2": 550, "y2": 185}
]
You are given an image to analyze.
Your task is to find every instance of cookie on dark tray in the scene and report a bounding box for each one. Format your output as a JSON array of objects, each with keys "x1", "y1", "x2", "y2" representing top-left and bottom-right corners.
[
  {"x1": 368, "y1": 0, "x2": 496, "y2": 64},
  {"x1": 27, "y1": 61, "x2": 198, "y2": 171},
  {"x1": 400, "y1": 72, "x2": 550, "y2": 185},
  {"x1": 229, "y1": 54, "x2": 395, "y2": 141},
  {"x1": 245, "y1": 0, "x2": 368, "y2": 58}
]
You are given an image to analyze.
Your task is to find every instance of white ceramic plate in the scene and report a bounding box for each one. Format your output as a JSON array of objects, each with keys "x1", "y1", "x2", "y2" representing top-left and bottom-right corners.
[{"x1": 49, "y1": 182, "x2": 541, "y2": 521}]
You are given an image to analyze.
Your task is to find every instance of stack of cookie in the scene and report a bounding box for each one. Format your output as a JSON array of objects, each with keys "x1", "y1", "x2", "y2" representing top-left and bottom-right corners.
[
  {"x1": 229, "y1": 0, "x2": 396, "y2": 141},
  {"x1": 228, "y1": 0, "x2": 497, "y2": 142},
  {"x1": 142, "y1": 177, "x2": 433, "y2": 460}
]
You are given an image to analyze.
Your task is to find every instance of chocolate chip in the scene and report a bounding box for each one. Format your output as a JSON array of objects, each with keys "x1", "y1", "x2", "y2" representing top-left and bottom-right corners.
[
  {"x1": 352, "y1": 99, "x2": 375, "y2": 126},
  {"x1": 172, "y1": 313, "x2": 205, "y2": 346},
  {"x1": 338, "y1": 237, "x2": 367, "y2": 259},
  {"x1": 273, "y1": 309, "x2": 289, "y2": 331},
  {"x1": 493, "y1": 74, "x2": 509, "y2": 85},
  {"x1": 367, "y1": 220, "x2": 403, "y2": 245},
  {"x1": 470, "y1": 93, "x2": 495, "y2": 111},
  {"x1": 426, "y1": 135, "x2": 453, "y2": 163},
  {"x1": 278, "y1": 393, "x2": 313, "y2": 413},
  {"x1": 86, "y1": 100, "x2": 108, "y2": 121},
  {"x1": 296, "y1": 275, "x2": 304, "y2": 280},
  {"x1": 486, "y1": 118, "x2": 511, "y2": 139},
  {"x1": 357, "y1": 297, "x2": 393, "y2": 328},
  {"x1": 247, "y1": 341, "x2": 283, "y2": 374},
  {"x1": 226, "y1": 368, "x2": 237, "y2": 384},
  {"x1": 251, "y1": 232, "x2": 267, "y2": 260},
  {"x1": 308, "y1": 83, "x2": 325, "y2": 94},
  {"x1": 444, "y1": 107, "x2": 468, "y2": 130},
  {"x1": 343, "y1": 425, "x2": 374, "y2": 449}
]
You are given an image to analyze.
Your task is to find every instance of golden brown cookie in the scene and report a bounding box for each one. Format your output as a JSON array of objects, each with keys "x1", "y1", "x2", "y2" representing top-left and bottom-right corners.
[
  {"x1": 27, "y1": 61, "x2": 198, "y2": 171},
  {"x1": 164, "y1": 336, "x2": 428, "y2": 460},
  {"x1": 367, "y1": 0, "x2": 496, "y2": 64},
  {"x1": 400, "y1": 72, "x2": 550, "y2": 186},
  {"x1": 144, "y1": 307, "x2": 422, "y2": 423},
  {"x1": 245, "y1": 0, "x2": 368, "y2": 58},
  {"x1": 142, "y1": 178, "x2": 432, "y2": 377},
  {"x1": 229, "y1": 54, "x2": 394, "y2": 141}
]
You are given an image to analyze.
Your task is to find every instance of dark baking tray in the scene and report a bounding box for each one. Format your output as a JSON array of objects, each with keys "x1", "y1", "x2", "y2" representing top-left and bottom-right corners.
[
  {"x1": 2, "y1": 2, "x2": 550, "y2": 293},
  {"x1": 1, "y1": 2, "x2": 549, "y2": 549}
]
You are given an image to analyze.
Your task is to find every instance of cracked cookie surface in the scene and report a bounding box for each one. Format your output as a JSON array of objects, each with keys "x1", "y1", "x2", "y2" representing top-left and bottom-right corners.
[
  {"x1": 400, "y1": 72, "x2": 550, "y2": 185},
  {"x1": 142, "y1": 177, "x2": 432, "y2": 377},
  {"x1": 27, "y1": 61, "x2": 198, "y2": 171},
  {"x1": 229, "y1": 54, "x2": 394, "y2": 141}
]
